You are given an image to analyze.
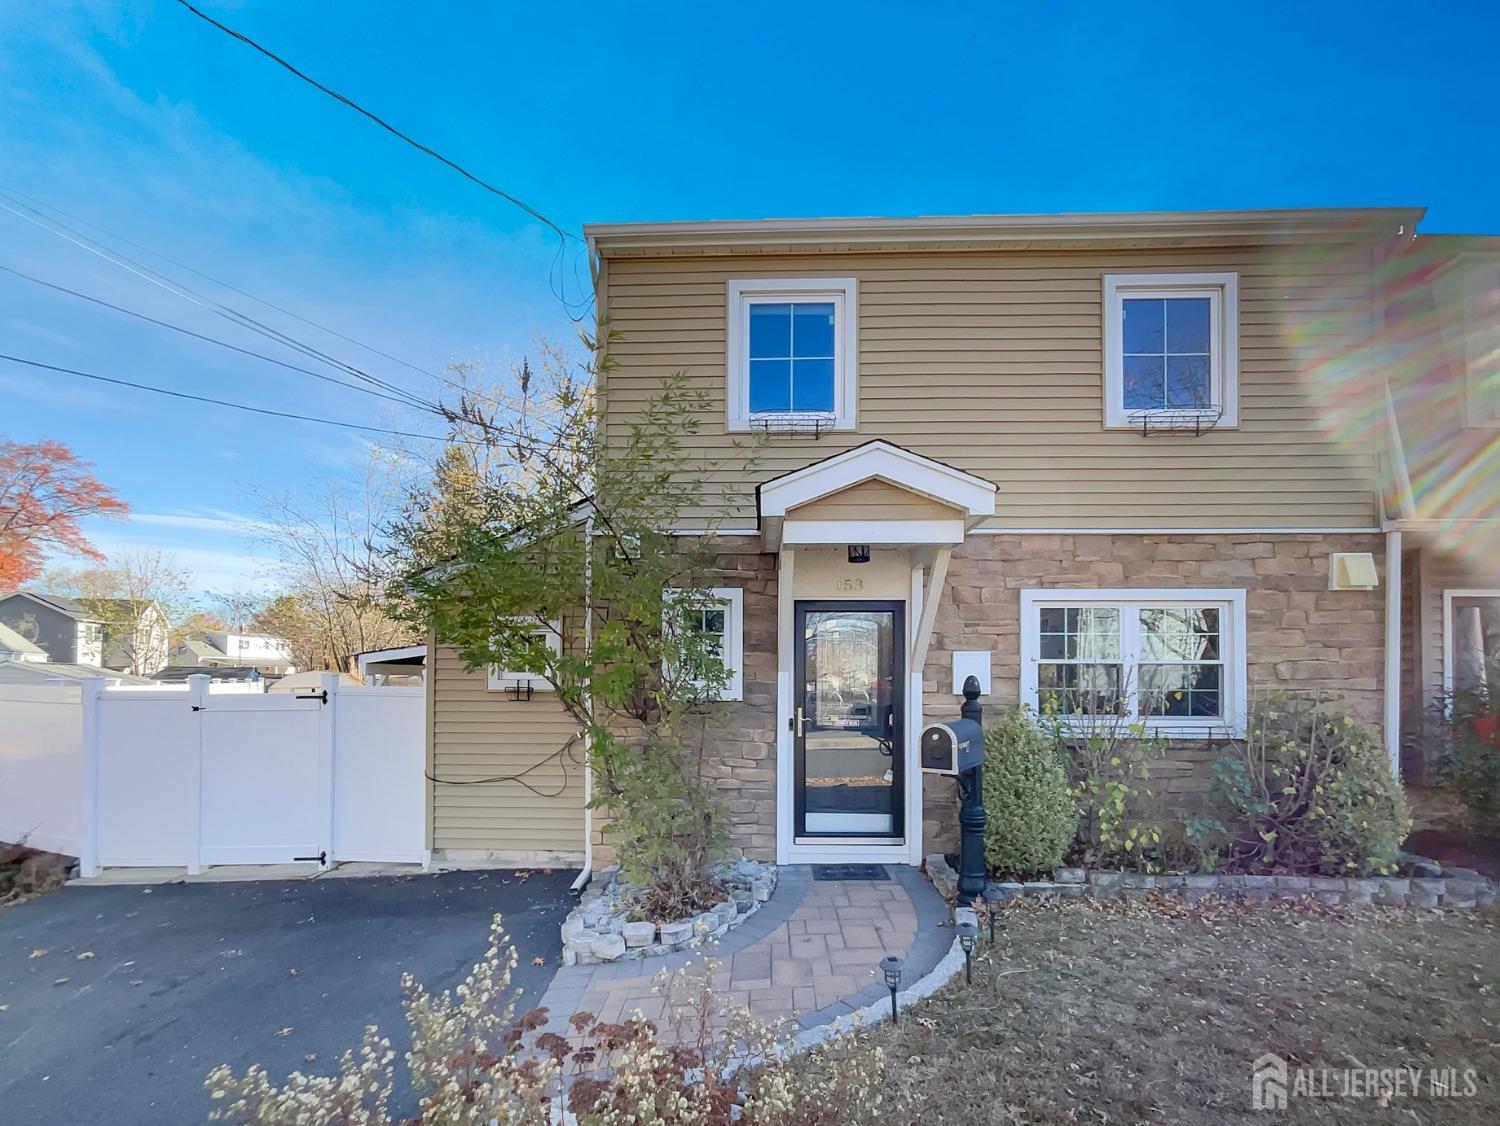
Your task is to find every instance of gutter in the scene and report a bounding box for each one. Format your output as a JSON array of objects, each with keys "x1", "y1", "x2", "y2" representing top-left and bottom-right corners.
[{"x1": 570, "y1": 511, "x2": 595, "y2": 893}]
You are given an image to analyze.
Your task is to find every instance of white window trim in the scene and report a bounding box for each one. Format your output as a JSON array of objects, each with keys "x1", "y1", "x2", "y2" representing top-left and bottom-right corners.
[
  {"x1": 665, "y1": 586, "x2": 744, "y2": 701},
  {"x1": 1019, "y1": 588, "x2": 1248, "y2": 737},
  {"x1": 486, "y1": 618, "x2": 563, "y2": 692},
  {"x1": 726, "y1": 277, "x2": 858, "y2": 432},
  {"x1": 1441, "y1": 588, "x2": 1500, "y2": 699},
  {"x1": 1102, "y1": 272, "x2": 1239, "y2": 429}
]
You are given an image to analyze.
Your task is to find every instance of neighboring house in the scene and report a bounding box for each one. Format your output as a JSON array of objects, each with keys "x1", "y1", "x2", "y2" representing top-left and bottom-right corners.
[
  {"x1": 421, "y1": 205, "x2": 1492, "y2": 871},
  {"x1": 0, "y1": 660, "x2": 155, "y2": 687},
  {"x1": 0, "y1": 621, "x2": 47, "y2": 663},
  {"x1": 86, "y1": 599, "x2": 171, "y2": 676},
  {"x1": 1385, "y1": 235, "x2": 1500, "y2": 779},
  {"x1": 166, "y1": 630, "x2": 296, "y2": 675},
  {"x1": 0, "y1": 591, "x2": 107, "y2": 667}
]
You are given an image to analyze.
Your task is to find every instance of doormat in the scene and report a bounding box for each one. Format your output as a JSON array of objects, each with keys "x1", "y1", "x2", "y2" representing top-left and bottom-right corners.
[{"x1": 812, "y1": 864, "x2": 890, "y2": 882}]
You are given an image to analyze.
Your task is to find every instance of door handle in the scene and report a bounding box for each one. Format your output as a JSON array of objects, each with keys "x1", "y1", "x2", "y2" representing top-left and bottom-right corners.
[{"x1": 795, "y1": 706, "x2": 805, "y2": 738}]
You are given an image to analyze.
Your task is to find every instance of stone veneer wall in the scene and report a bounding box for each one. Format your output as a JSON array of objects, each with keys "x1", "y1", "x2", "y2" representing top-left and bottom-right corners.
[
  {"x1": 653, "y1": 532, "x2": 1386, "y2": 864},
  {"x1": 920, "y1": 532, "x2": 1388, "y2": 851}
]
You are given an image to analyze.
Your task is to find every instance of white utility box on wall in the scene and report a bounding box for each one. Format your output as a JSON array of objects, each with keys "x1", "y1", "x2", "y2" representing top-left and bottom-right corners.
[{"x1": 951, "y1": 650, "x2": 992, "y2": 695}]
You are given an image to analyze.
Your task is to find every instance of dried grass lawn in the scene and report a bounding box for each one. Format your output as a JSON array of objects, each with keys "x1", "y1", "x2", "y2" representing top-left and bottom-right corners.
[{"x1": 864, "y1": 897, "x2": 1499, "y2": 1125}]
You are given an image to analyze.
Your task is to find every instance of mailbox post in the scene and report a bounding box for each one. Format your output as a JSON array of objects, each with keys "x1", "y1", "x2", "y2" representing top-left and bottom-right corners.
[
  {"x1": 920, "y1": 674, "x2": 989, "y2": 906},
  {"x1": 954, "y1": 676, "x2": 987, "y2": 904}
]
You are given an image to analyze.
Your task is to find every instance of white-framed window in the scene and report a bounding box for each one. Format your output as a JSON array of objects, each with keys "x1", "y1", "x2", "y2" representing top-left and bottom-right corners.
[
  {"x1": 1443, "y1": 589, "x2": 1500, "y2": 699},
  {"x1": 1102, "y1": 273, "x2": 1239, "y2": 428},
  {"x1": 1020, "y1": 588, "x2": 1247, "y2": 736},
  {"x1": 665, "y1": 586, "x2": 744, "y2": 701},
  {"x1": 726, "y1": 277, "x2": 857, "y2": 432},
  {"x1": 486, "y1": 618, "x2": 563, "y2": 692}
]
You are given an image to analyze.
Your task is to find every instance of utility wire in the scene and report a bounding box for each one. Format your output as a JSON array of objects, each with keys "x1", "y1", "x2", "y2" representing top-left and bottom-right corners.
[
  {"x1": 0, "y1": 183, "x2": 444, "y2": 380},
  {"x1": 170, "y1": 0, "x2": 595, "y2": 321},
  {"x1": 0, "y1": 353, "x2": 447, "y2": 442},
  {"x1": 0, "y1": 263, "x2": 433, "y2": 412},
  {"x1": 0, "y1": 191, "x2": 432, "y2": 410}
]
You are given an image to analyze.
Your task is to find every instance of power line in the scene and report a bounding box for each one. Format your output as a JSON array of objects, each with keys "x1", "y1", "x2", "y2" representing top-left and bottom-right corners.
[
  {"x1": 170, "y1": 0, "x2": 595, "y2": 321},
  {"x1": 0, "y1": 353, "x2": 446, "y2": 442},
  {"x1": 0, "y1": 191, "x2": 433, "y2": 410},
  {"x1": 0, "y1": 263, "x2": 433, "y2": 412},
  {"x1": 0, "y1": 184, "x2": 444, "y2": 380}
]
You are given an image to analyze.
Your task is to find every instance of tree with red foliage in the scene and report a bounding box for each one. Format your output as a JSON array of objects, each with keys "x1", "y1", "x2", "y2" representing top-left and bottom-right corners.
[{"x1": 0, "y1": 437, "x2": 128, "y2": 588}]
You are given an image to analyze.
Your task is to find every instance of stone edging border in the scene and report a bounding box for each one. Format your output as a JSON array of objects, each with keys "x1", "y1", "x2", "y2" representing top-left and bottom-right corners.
[
  {"x1": 562, "y1": 862, "x2": 779, "y2": 965},
  {"x1": 925, "y1": 855, "x2": 1498, "y2": 909}
]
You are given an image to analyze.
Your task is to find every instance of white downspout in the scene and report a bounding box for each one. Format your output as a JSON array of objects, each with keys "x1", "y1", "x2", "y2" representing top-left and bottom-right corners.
[
  {"x1": 570, "y1": 512, "x2": 595, "y2": 893},
  {"x1": 1384, "y1": 530, "x2": 1403, "y2": 777}
]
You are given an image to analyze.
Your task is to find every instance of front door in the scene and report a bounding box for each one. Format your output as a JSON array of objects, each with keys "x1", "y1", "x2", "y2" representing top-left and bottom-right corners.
[{"x1": 793, "y1": 601, "x2": 905, "y2": 840}]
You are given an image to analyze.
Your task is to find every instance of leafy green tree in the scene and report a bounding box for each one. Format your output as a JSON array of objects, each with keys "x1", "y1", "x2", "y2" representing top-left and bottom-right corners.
[{"x1": 388, "y1": 335, "x2": 748, "y2": 916}]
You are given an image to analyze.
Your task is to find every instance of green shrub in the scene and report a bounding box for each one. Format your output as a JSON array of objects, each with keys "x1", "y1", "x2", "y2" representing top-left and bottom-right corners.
[
  {"x1": 982, "y1": 709, "x2": 1078, "y2": 878},
  {"x1": 1432, "y1": 691, "x2": 1500, "y2": 836},
  {"x1": 1211, "y1": 693, "x2": 1410, "y2": 875},
  {"x1": 1042, "y1": 705, "x2": 1168, "y2": 868}
]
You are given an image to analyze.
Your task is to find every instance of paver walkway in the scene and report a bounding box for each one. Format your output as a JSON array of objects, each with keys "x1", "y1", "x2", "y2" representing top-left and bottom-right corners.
[{"x1": 538, "y1": 865, "x2": 950, "y2": 1038}]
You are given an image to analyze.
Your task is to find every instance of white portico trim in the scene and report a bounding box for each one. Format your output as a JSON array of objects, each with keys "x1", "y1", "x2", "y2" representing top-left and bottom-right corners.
[{"x1": 760, "y1": 441, "x2": 997, "y2": 865}]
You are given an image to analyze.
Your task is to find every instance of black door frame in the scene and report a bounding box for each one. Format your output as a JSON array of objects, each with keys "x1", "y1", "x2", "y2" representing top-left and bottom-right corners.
[{"x1": 792, "y1": 599, "x2": 906, "y2": 841}]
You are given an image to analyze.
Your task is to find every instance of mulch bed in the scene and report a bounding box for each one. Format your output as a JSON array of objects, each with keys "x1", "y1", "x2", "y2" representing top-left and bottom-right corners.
[{"x1": 863, "y1": 895, "x2": 1499, "y2": 1124}]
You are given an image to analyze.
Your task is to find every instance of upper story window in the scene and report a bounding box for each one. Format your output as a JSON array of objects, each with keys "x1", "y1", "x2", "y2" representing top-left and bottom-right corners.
[
  {"x1": 486, "y1": 618, "x2": 562, "y2": 693},
  {"x1": 1102, "y1": 273, "x2": 1239, "y2": 428},
  {"x1": 727, "y1": 278, "x2": 857, "y2": 432}
]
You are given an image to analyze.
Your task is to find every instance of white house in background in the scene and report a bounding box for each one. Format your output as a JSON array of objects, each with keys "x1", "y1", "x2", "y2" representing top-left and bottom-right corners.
[{"x1": 167, "y1": 630, "x2": 296, "y2": 675}]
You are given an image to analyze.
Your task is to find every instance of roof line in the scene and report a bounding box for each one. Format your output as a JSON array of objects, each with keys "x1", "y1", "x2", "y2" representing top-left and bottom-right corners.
[{"x1": 587, "y1": 206, "x2": 1426, "y2": 256}]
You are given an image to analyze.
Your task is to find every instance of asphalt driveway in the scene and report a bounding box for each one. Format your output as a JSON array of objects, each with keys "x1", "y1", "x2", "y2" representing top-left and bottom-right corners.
[{"x1": 0, "y1": 868, "x2": 578, "y2": 1124}]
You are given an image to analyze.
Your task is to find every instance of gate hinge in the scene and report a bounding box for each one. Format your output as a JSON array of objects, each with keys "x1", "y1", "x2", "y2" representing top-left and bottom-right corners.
[
  {"x1": 294, "y1": 851, "x2": 328, "y2": 865},
  {"x1": 191, "y1": 704, "x2": 204, "y2": 712},
  {"x1": 294, "y1": 690, "x2": 329, "y2": 705}
]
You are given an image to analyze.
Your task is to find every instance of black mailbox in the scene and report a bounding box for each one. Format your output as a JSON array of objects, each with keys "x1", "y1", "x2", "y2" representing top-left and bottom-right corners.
[{"x1": 920, "y1": 716, "x2": 984, "y2": 776}]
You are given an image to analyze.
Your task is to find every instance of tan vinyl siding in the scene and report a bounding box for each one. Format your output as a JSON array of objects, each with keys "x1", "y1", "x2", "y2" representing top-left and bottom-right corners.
[
  {"x1": 429, "y1": 644, "x2": 585, "y2": 855},
  {"x1": 788, "y1": 478, "x2": 962, "y2": 521},
  {"x1": 602, "y1": 247, "x2": 1382, "y2": 529}
]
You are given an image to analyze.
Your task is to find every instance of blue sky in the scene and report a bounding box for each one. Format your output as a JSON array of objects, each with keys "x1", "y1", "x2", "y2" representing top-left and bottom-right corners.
[{"x1": 2, "y1": 0, "x2": 1497, "y2": 595}]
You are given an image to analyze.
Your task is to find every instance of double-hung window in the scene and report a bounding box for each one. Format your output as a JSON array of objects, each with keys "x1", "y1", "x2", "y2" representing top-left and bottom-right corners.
[
  {"x1": 726, "y1": 278, "x2": 857, "y2": 431},
  {"x1": 664, "y1": 587, "x2": 744, "y2": 701},
  {"x1": 1103, "y1": 273, "x2": 1239, "y2": 427},
  {"x1": 1020, "y1": 589, "x2": 1247, "y2": 735}
]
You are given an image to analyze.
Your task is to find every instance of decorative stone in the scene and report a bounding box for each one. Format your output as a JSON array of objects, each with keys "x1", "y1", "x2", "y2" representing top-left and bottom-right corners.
[
  {"x1": 1373, "y1": 878, "x2": 1410, "y2": 906},
  {"x1": 590, "y1": 934, "x2": 626, "y2": 961},
  {"x1": 1053, "y1": 867, "x2": 1086, "y2": 884},
  {"x1": 1184, "y1": 875, "x2": 1219, "y2": 892},
  {"x1": 692, "y1": 912, "x2": 716, "y2": 938},
  {"x1": 1120, "y1": 874, "x2": 1155, "y2": 890},
  {"x1": 752, "y1": 876, "x2": 774, "y2": 902},
  {"x1": 622, "y1": 921, "x2": 656, "y2": 948},
  {"x1": 561, "y1": 948, "x2": 577, "y2": 967},
  {"x1": 658, "y1": 920, "x2": 693, "y2": 945},
  {"x1": 1021, "y1": 881, "x2": 1058, "y2": 897},
  {"x1": 1477, "y1": 885, "x2": 1497, "y2": 909},
  {"x1": 730, "y1": 887, "x2": 755, "y2": 911},
  {"x1": 1409, "y1": 880, "x2": 1444, "y2": 907},
  {"x1": 1442, "y1": 880, "x2": 1479, "y2": 908},
  {"x1": 1274, "y1": 876, "x2": 1310, "y2": 896},
  {"x1": 953, "y1": 905, "x2": 979, "y2": 928},
  {"x1": 1154, "y1": 875, "x2": 1185, "y2": 891},
  {"x1": 992, "y1": 881, "x2": 1025, "y2": 900},
  {"x1": 1088, "y1": 871, "x2": 1122, "y2": 891},
  {"x1": 1057, "y1": 883, "x2": 1086, "y2": 899},
  {"x1": 1344, "y1": 879, "x2": 1379, "y2": 906},
  {"x1": 599, "y1": 914, "x2": 627, "y2": 935},
  {"x1": 1244, "y1": 875, "x2": 1276, "y2": 892},
  {"x1": 712, "y1": 899, "x2": 738, "y2": 926},
  {"x1": 1400, "y1": 853, "x2": 1443, "y2": 879}
]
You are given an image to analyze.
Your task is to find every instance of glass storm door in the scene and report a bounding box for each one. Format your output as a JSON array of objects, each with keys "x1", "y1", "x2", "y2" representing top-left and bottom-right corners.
[{"x1": 793, "y1": 601, "x2": 904, "y2": 839}]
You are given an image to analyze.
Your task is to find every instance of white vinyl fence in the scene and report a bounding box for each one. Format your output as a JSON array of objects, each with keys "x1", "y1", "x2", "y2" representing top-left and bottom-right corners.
[{"x1": 1, "y1": 674, "x2": 427, "y2": 873}]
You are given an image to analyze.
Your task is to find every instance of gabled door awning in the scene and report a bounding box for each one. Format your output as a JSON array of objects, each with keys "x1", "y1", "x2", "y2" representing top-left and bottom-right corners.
[{"x1": 756, "y1": 440, "x2": 996, "y2": 550}]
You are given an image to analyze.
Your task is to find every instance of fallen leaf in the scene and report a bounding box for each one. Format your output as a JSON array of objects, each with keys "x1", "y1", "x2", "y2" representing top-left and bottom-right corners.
[
  {"x1": 531, "y1": 956, "x2": 547, "y2": 966},
  {"x1": 76, "y1": 951, "x2": 95, "y2": 961},
  {"x1": 27, "y1": 949, "x2": 47, "y2": 959},
  {"x1": 276, "y1": 1027, "x2": 294, "y2": 1037},
  {"x1": 0, "y1": 1003, "x2": 9, "y2": 1011},
  {"x1": 304, "y1": 1053, "x2": 318, "y2": 1062},
  {"x1": 288, "y1": 968, "x2": 299, "y2": 977},
  {"x1": 52, "y1": 978, "x2": 69, "y2": 986}
]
